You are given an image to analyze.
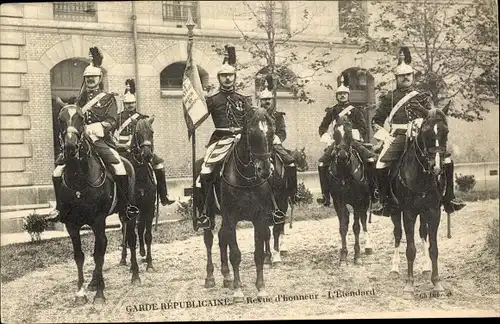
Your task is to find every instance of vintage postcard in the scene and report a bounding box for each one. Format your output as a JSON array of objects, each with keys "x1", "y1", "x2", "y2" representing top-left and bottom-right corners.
[{"x1": 1, "y1": 1, "x2": 499, "y2": 322}]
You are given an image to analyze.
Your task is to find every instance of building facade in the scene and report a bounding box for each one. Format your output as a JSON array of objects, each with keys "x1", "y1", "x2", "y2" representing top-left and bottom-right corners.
[{"x1": 0, "y1": 1, "x2": 498, "y2": 207}]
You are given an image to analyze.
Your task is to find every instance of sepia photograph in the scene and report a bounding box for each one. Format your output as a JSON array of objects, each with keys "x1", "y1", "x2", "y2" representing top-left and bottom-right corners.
[{"x1": 0, "y1": 0, "x2": 498, "y2": 322}]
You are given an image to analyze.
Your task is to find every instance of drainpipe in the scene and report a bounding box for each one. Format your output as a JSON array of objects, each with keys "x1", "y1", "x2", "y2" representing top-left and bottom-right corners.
[{"x1": 131, "y1": 1, "x2": 140, "y2": 106}]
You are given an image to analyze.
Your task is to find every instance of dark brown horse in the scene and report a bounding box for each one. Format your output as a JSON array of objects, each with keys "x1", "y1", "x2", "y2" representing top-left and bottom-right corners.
[
  {"x1": 327, "y1": 115, "x2": 373, "y2": 266},
  {"x1": 118, "y1": 117, "x2": 157, "y2": 276},
  {"x1": 56, "y1": 103, "x2": 136, "y2": 304},
  {"x1": 195, "y1": 107, "x2": 282, "y2": 303},
  {"x1": 388, "y1": 108, "x2": 450, "y2": 298}
]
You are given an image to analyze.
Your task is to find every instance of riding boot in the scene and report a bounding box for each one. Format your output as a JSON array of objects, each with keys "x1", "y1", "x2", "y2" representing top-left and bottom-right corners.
[
  {"x1": 154, "y1": 167, "x2": 175, "y2": 206},
  {"x1": 46, "y1": 176, "x2": 65, "y2": 223},
  {"x1": 285, "y1": 164, "x2": 298, "y2": 203},
  {"x1": 442, "y1": 161, "x2": 466, "y2": 214},
  {"x1": 365, "y1": 161, "x2": 379, "y2": 203},
  {"x1": 317, "y1": 164, "x2": 331, "y2": 206},
  {"x1": 196, "y1": 173, "x2": 212, "y2": 230},
  {"x1": 115, "y1": 174, "x2": 140, "y2": 220},
  {"x1": 371, "y1": 168, "x2": 392, "y2": 217}
]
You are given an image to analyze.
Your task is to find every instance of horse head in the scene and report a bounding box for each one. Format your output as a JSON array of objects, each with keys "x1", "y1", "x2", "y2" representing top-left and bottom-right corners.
[
  {"x1": 293, "y1": 147, "x2": 309, "y2": 172},
  {"x1": 57, "y1": 102, "x2": 86, "y2": 163},
  {"x1": 242, "y1": 107, "x2": 275, "y2": 180},
  {"x1": 131, "y1": 116, "x2": 155, "y2": 164},
  {"x1": 332, "y1": 115, "x2": 354, "y2": 167},
  {"x1": 416, "y1": 108, "x2": 449, "y2": 176}
]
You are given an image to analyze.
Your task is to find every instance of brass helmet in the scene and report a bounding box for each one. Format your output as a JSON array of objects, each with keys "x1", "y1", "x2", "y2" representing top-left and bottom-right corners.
[
  {"x1": 83, "y1": 46, "x2": 103, "y2": 78},
  {"x1": 259, "y1": 74, "x2": 275, "y2": 100},
  {"x1": 394, "y1": 46, "x2": 414, "y2": 76},
  {"x1": 123, "y1": 79, "x2": 136, "y2": 103},
  {"x1": 336, "y1": 71, "x2": 350, "y2": 94},
  {"x1": 217, "y1": 45, "x2": 236, "y2": 91}
]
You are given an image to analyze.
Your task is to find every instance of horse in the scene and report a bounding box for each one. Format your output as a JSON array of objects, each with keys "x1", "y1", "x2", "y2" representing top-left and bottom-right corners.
[
  {"x1": 118, "y1": 117, "x2": 157, "y2": 275},
  {"x1": 289, "y1": 147, "x2": 309, "y2": 172},
  {"x1": 195, "y1": 107, "x2": 283, "y2": 302},
  {"x1": 387, "y1": 107, "x2": 449, "y2": 298},
  {"x1": 56, "y1": 103, "x2": 136, "y2": 304},
  {"x1": 326, "y1": 115, "x2": 373, "y2": 265}
]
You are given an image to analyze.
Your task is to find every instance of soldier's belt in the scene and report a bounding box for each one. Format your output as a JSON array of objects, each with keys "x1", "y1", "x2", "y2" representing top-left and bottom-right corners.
[
  {"x1": 390, "y1": 123, "x2": 408, "y2": 134},
  {"x1": 215, "y1": 127, "x2": 242, "y2": 132}
]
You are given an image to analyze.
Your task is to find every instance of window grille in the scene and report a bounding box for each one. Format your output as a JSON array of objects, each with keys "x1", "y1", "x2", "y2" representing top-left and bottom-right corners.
[
  {"x1": 338, "y1": 1, "x2": 367, "y2": 35},
  {"x1": 162, "y1": 1, "x2": 199, "y2": 24},
  {"x1": 53, "y1": 2, "x2": 97, "y2": 22},
  {"x1": 258, "y1": 1, "x2": 288, "y2": 30}
]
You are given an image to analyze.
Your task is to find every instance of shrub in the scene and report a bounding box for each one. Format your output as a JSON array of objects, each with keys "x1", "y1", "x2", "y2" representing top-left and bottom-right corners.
[
  {"x1": 294, "y1": 182, "x2": 313, "y2": 206},
  {"x1": 22, "y1": 211, "x2": 49, "y2": 243},
  {"x1": 176, "y1": 197, "x2": 194, "y2": 221},
  {"x1": 484, "y1": 218, "x2": 499, "y2": 260},
  {"x1": 455, "y1": 173, "x2": 476, "y2": 193}
]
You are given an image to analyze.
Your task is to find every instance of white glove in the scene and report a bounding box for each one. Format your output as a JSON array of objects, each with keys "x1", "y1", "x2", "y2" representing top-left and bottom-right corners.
[
  {"x1": 85, "y1": 123, "x2": 104, "y2": 143},
  {"x1": 320, "y1": 133, "x2": 333, "y2": 145},
  {"x1": 352, "y1": 129, "x2": 361, "y2": 141},
  {"x1": 273, "y1": 135, "x2": 282, "y2": 145}
]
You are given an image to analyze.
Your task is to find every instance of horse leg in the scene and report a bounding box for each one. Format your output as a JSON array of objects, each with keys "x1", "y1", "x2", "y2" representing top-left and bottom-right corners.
[
  {"x1": 402, "y1": 211, "x2": 417, "y2": 299},
  {"x1": 204, "y1": 228, "x2": 216, "y2": 288},
  {"x1": 353, "y1": 210, "x2": 362, "y2": 265},
  {"x1": 361, "y1": 209, "x2": 373, "y2": 255},
  {"x1": 390, "y1": 211, "x2": 402, "y2": 279},
  {"x1": 226, "y1": 222, "x2": 244, "y2": 303},
  {"x1": 67, "y1": 223, "x2": 87, "y2": 305},
  {"x1": 279, "y1": 222, "x2": 288, "y2": 255},
  {"x1": 119, "y1": 212, "x2": 127, "y2": 266},
  {"x1": 138, "y1": 211, "x2": 146, "y2": 258},
  {"x1": 428, "y1": 208, "x2": 444, "y2": 293},
  {"x1": 218, "y1": 225, "x2": 232, "y2": 289},
  {"x1": 419, "y1": 217, "x2": 432, "y2": 280},
  {"x1": 334, "y1": 199, "x2": 349, "y2": 266},
  {"x1": 127, "y1": 216, "x2": 141, "y2": 285},
  {"x1": 264, "y1": 226, "x2": 272, "y2": 266},
  {"x1": 255, "y1": 220, "x2": 269, "y2": 299},
  {"x1": 272, "y1": 223, "x2": 283, "y2": 266},
  {"x1": 91, "y1": 216, "x2": 107, "y2": 304},
  {"x1": 145, "y1": 209, "x2": 155, "y2": 272}
]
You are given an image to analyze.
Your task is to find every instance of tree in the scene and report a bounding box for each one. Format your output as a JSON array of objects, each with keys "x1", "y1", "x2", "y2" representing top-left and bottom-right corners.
[
  {"x1": 341, "y1": 0, "x2": 499, "y2": 122},
  {"x1": 211, "y1": 1, "x2": 344, "y2": 104}
]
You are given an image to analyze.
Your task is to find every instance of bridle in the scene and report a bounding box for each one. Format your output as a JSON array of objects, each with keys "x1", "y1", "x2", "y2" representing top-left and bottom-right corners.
[{"x1": 413, "y1": 118, "x2": 447, "y2": 175}]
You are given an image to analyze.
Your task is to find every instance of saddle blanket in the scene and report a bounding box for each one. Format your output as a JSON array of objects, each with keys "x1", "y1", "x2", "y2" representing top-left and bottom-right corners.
[{"x1": 196, "y1": 135, "x2": 239, "y2": 187}]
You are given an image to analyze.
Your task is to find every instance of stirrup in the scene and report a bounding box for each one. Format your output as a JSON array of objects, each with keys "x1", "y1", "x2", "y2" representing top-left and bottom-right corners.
[
  {"x1": 125, "y1": 205, "x2": 140, "y2": 221},
  {"x1": 46, "y1": 209, "x2": 61, "y2": 222},
  {"x1": 271, "y1": 209, "x2": 287, "y2": 225},
  {"x1": 443, "y1": 198, "x2": 466, "y2": 214},
  {"x1": 196, "y1": 215, "x2": 211, "y2": 230},
  {"x1": 371, "y1": 202, "x2": 391, "y2": 217}
]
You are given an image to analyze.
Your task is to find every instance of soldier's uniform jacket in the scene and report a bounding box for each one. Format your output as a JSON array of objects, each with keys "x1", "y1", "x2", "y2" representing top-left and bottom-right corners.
[
  {"x1": 272, "y1": 110, "x2": 287, "y2": 142},
  {"x1": 205, "y1": 90, "x2": 253, "y2": 146},
  {"x1": 78, "y1": 89, "x2": 118, "y2": 148},
  {"x1": 372, "y1": 87, "x2": 433, "y2": 133},
  {"x1": 318, "y1": 103, "x2": 368, "y2": 141},
  {"x1": 116, "y1": 109, "x2": 148, "y2": 146}
]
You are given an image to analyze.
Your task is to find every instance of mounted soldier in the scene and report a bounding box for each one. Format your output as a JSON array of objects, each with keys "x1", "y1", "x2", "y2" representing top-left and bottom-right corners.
[
  {"x1": 195, "y1": 45, "x2": 253, "y2": 230},
  {"x1": 47, "y1": 46, "x2": 139, "y2": 223},
  {"x1": 114, "y1": 79, "x2": 175, "y2": 206},
  {"x1": 371, "y1": 46, "x2": 466, "y2": 216},
  {"x1": 258, "y1": 74, "x2": 298, "y2": 202},
  {"x1": 317, "y1": 72, "x2": 378, "y2": 206}
]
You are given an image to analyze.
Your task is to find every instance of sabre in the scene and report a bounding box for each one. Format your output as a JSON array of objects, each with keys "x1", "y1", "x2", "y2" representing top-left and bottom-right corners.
[{"x1": 154, "y1": 192, "x2": 159, "y2": 231}]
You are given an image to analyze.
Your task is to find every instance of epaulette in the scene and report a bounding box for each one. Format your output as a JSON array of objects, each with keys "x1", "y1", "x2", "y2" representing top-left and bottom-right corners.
[
  {"x1": 206, "y1": 90, "x2": 219, "y2": 99},
  {"x1": 276, "y1": 111, "x2": 286, "y2": 116},
  {"x1": 325, "y1": 106, "x2": 334, "y2": 112},
  {"x1": 235, "y1": 90, "x2": 252, "y2": 98}
]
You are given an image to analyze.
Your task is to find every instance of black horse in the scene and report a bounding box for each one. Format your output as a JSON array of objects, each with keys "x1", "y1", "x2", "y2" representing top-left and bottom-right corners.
[
  {"x1": 387, "y1": 108, "x2": 450, "y2": 298},
  {"x1": 326, "y1": 115, "x2": 373, "y2": 265},
  {"x1": 118, "y1": 117, "x2": 157, "y2": 275},
  {"x1": 289, "y1": 147, "x2": 309, "y2": 172},
  {"x1": 56, "y1": 103, "x2": 136, "y2": 304},
  {"x1": 195, "y1": 107, "x2": 283, "y2": 302}
]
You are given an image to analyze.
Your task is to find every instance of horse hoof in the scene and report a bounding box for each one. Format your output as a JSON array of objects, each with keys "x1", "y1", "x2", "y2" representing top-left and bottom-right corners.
[
  {"x1": 223, "y1": 280, "x2": 233, "y2": 289},
  {"x1": 422, "y1": 270, "x2": 432, "y2": 281},
  {"x1": 119, "y1": 260, "x2": 127, "y2": 266},
  {"x1": 264, "y1": 257, "x2": 271, "y2": 265},
  {"x1": 280, "y1": 250, "x2": 288, "y2": 257},
  {"x1": 433, "y1": 282, "x2": 445, "y2": 292},
  {"x1": 93, "y1": 296, "x2": 106, "y2": 304},
  {"x1": 257, "y1": 290, "x2": 268, "y2": 300},
  {"x1": 365, "y1": 248, "x2": 373, "y2": 255},
  {"x1": 272, "y1": 260, "x2": 282, "y2": 267},
  {"x1": 205, "y1": 278, "x2": 216, "y2": 288},
  {"x1": 131, "y1": 276, "x2": 141, "y2": 286},
  {"x1": 74, "y1": 295, "x2": 88, "y2": 305},
  {"x1": 146, "y1": 266, "x2": 156, "y2": 273},
  {"x1": 389, "y1": 271, "x2": 400, "y2": 280},
  {"x1": 354, "y1": 257, "x2": 363, "y2": 265}
]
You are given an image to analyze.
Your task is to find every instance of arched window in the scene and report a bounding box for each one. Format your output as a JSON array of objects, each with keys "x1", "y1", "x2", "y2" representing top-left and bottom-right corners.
[
  {"x1": 160, "y1": 62, "x2": 209, "y2": 90},
  {"x1": 254, "y1": 65, "x2": 296, "y2": 93}
]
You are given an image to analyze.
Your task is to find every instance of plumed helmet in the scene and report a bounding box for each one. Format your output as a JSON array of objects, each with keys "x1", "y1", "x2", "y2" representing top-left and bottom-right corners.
[
  {"x1": 336, "y1": 72, "x2": 350, "y2": 94},
  {"x1": 123, "y1": 79, "x2": 136, "y2": 103},
  {"x1": 217, "y1": 45, "x2": 236, "y2": 75},
  {"x1": 83, "y1": 47, "x2": 104, "y2": 77},
  {"x1": 394, "y1": 46, "x2": 414, "y2": 76},
  {"x1": 259, "y1": 74, "x2": 275, "y2": 100}
]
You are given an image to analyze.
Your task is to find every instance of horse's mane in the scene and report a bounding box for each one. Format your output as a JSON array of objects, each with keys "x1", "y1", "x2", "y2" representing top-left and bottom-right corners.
[
  {"x1": 135, "y1": 118, "x2": 154, "y2": 137},
  {"x1": 426, "y1": 108, "x2": 448, "y2": 126},
  {"x1": 246, "y1": 107, "x2": 275, "y2": 135}
]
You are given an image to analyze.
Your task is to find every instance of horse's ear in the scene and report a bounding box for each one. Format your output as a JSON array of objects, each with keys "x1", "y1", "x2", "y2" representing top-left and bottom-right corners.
[
  {"x1": 442, "y1": 101, "x2": 451, "y2": 116},
  {"x1": 148, "y1": 115, "x2": 155, "y2": 125},
  {"x1": 301, "y1": 146, "x2": 305, "y2": 152},
  {"x1": 56, "y1": 97, "x2": 67, "y2": 108}
]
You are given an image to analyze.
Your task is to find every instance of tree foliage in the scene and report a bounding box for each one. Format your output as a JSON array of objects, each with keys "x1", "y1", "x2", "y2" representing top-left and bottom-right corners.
[
  {"x1": 212, "y1": 1, "x2": 342, "y2": 104},
  {"x1": 342, "y1": 0, "x2": 499, "y2": 122}
]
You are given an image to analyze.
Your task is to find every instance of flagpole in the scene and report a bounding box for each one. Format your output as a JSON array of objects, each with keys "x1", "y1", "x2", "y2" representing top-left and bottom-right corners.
[{"x1": 186, "y1": 10, "x2": 197, "y2": 230}]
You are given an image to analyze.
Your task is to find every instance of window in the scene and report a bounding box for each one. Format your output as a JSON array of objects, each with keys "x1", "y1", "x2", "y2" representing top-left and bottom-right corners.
[
  {"x1": 53, "y1": 2, "x2": 97, "y2": 22},
  {"x1": 255, "y1": 66, "x2": 296, "y2": 93},
  {"x1": 338, "y1": 1, "x2": 367, "y2": 36},
  {"x1": 162, "y1": 1, "x2": 199, "y2": 25},
  {"x1": 258, "y1": 1, "x2": 288, "y2": 30},
  {"x1": 160, "y1": 62, "x2": 208, "y2": 90}
]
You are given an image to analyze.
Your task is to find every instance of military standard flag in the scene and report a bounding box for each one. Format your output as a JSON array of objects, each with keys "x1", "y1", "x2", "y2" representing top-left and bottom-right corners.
[{"x1": 182, "y1": 40, "x2": 209, "y2": 139}]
